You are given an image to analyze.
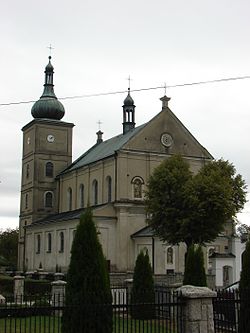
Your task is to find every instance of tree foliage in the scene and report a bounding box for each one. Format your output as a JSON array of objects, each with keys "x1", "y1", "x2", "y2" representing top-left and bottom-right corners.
[
  {"x1": 131, "y1": 251, "x2": 155, "y2": 319},
  {"x1": 62, "y1": 208, "x2": 112, "y2": 333},
  {"x1": 145, "y1": 155, "x2": 247, "y2": 248},
  {"x1": 0, "y1": 228, "x2": 19, "y2": 268}
]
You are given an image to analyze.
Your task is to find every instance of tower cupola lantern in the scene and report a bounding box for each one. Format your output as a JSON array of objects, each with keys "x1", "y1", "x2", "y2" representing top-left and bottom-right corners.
[
  {"x1": 122, "y1": 88, "x2": 136, "y2": 134},
  {"x1": 31, "y1": 56, "x2": 65, "y2": 120}
]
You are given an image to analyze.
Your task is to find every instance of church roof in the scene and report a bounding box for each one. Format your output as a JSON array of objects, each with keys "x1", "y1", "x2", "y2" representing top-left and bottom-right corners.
[
  {"x1": 60, "y1": 123, "x2": 146, "y2": 175},
  {"x1": 131, "y1": 225, "x2": 155, "y2": 238}
]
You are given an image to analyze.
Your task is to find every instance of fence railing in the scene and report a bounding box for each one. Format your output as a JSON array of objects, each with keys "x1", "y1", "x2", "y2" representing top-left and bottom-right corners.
[
  {"x1": 0, "y1": 288, "x2": 185, "y2": 333},
  {"x1": 213, "y1": 288, "x2": 250, "y2": 333}
]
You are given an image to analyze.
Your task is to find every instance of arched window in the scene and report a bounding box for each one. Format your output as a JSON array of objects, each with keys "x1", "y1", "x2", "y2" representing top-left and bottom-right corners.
[
  {"x1": 47, "y1": 233, "x2": 52, "y2": 253},
  {"x1": 36, "y1": 234, "x2": 41, "y2": 254},
  {"x1": 45, "y1": 162, "x2": 54, "y2": 177},
  {"x1": 132, "y1": 176, "x2": 144, "y2": 199},
  {"x1": 67, "y1": 187, "x2": 72, "y2": 211},
  {"x1": 167, "y1": 247, "x2": 174, "y2": 264},
  {"x1": 106, "y1": 176, "x2": 112, "y2": 202},
  {"x1": 59, "y1": 232, "x2": 64, "y2": 253},
  {"x1": 79, "y1": 184, "x2": 84, "y2": 208},
  {"x1": 25, "y1": 193, "x2": 28, "y2": 209},
  {"x1": 45, "y1": 191, "x2": 53, "y2": 208},
  {"x1": 92, "y1": 180, "x2": 98, "y2": 205}
]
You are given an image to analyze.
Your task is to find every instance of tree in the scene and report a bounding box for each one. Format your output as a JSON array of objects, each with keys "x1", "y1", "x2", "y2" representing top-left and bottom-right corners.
[
  {"x1": 131, "y1": 251, "x2": 155, "y2": 319},
  {"x1": 0, "y1": 228, "x2": 19, "y2": 269},
  {"x1": 237, "y1": 223, "x2": 250, "y2": 243},
  {"x1": 239, "y1": 240, "x2": 250, "y2": 332},
  {"x1": 145, "y1": 155, "x2": 247, "y2": 249},
  {"x1": 62, "y1": 208, "x2": 112, "y2": 333}
]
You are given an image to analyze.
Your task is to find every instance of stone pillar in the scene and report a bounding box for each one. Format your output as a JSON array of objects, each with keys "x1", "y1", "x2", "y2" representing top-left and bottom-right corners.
[
  {"x1": 51, "y1": 280, "x2": 66, "y2": 307},
  {"x1": 178, "y1": 285, "x2": 217, "y2": 333},
  {"x1": 14, "y1": 275, "x2": 25, "y2": 303}
]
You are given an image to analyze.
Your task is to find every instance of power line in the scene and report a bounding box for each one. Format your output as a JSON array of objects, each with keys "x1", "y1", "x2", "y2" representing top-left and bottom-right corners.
[{"x1": 1, "y1": 75, "x2": 250, "y2": 107}]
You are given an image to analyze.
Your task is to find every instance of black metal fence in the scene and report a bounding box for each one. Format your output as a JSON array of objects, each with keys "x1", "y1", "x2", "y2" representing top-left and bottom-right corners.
[
  {"x1": 0, "y1": 288, "x2": 185, "y2": 333},
  {"x1": 213, "y1": 288, "x2": 250, "y2": 332}
]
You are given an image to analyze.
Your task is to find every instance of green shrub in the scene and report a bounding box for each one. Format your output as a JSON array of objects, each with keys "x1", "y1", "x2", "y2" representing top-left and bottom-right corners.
[
  {"x1": 62, "y1": 207, "x2": 112, "y2": 333},
  {"x1": 0, "y1": 275, "x2": 14, "y2": 297},
  {"x1": 25, "y1": 278, "x2": 51, "y2": 295},
  {"x1": 239, "y1": 240, "x2": 250, "y2": 332},
  {"x1": 131, "y1": 251, "x2": 155, "y2": 319}
]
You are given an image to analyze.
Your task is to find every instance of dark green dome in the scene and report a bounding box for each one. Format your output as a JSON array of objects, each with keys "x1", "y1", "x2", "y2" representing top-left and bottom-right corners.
[
  {"x1": 31, "y1": 57, "x2": 65, "y2": 120},
  {"x1": 123, "y1": 89, "x2": 134, "y2": 106}
]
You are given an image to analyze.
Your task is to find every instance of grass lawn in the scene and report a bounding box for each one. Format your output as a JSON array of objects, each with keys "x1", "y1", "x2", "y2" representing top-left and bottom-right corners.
[{"x1": 0, "y1": 315, "x2": 176, "y2": 333}]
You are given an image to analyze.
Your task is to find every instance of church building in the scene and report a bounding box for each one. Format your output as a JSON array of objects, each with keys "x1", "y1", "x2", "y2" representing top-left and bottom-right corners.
[{"x1": 18, "y1": 57, "x2": 243, "y2": 287}]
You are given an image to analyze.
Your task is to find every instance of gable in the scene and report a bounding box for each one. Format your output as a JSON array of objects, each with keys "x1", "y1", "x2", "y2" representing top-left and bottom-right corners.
[{"x1": 122, "y1": 104, "x2": 213, "y2": 160}]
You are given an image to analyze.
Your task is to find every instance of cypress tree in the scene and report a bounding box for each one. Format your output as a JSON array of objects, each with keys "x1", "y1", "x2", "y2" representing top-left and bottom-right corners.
[
  {"x1": 62, "y1": 208, "x2": 112, "y2": 333},
  {"x1": 239, "y1": 240, "x2": 250, "y2": 332},
  {"x1": 131, "y1": 251, "x2": 155, "y2": 319},
  {"x1": 183, "y1": 245, "x2": 207, "y2": 286}
]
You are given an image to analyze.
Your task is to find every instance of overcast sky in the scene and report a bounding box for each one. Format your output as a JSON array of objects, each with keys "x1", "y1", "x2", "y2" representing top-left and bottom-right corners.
[{"x1": 0, "y1": 0, "x2": 249, "y2": 230}]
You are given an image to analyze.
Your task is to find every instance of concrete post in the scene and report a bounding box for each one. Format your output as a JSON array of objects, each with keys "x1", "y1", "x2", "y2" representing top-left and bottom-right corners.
[
  {"x1": 51, "y1": 280, "x2": 66, "y2": 313},
  {"x1": 178, "y1": 285, "x2": 217, "y2": 333},
  {"x1": 14, "y1": 275, "x2": 25, "y2": 303}
]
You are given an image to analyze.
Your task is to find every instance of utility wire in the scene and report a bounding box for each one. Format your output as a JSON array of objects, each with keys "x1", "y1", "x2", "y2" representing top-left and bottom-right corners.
[{"x1": 1, "y1": 75, "x2": 250, "y2": 107}]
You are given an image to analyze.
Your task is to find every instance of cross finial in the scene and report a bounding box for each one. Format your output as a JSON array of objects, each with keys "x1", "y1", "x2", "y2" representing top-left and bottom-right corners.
[
  {"x1": 163, "y1": 82, "x2": 167, "y2": 95},
  {"x1": 47, "y1": 44, "x2": 54, "y2": 57},
  {"x1": 97, "y1": 120, "x2": 103, "y2": 130},
  {"x1": 127, "y1": 75, "x2": 132, "y2": 90}
]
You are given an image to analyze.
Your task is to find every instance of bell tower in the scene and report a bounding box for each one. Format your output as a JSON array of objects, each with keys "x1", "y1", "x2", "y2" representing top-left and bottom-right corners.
[{"x1": 18, "y1": 57, "x2": 74, "y2": 270}]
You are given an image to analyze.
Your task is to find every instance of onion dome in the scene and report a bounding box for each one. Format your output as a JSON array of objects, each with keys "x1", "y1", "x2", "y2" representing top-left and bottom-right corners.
[
  {"x1": 123, "y1": 88, "x2": 134, "y2": 106},
  {"x1": 31, "y1": 56, "x2": 65, "y2": 120}
]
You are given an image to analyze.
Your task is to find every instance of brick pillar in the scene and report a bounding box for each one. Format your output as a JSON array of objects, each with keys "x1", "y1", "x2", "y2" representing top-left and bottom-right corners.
[
  {"x1": 178, "y1": 285, "x2": 217, "y2": 333},
  {"x1": 14, "y1": 275, "x2": 25, "y2": 303}
]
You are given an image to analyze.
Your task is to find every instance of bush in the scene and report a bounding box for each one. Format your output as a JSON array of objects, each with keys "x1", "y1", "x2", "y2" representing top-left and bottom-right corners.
[
  {"x1": 25, "y1": 279, "x2": 51, "y2": 295},
  {"x1": 0, "y1": 275, "x2": 14, "y2": 297},
  {"x1": 131, "y1": 251, "x2": 155, "y2": 319},
  {"x1": 239, "y1": 240, "x2": 250, "y2": 332},
  {"x1": 62, "y1": 207, "x2": 112, "y2": 333}
]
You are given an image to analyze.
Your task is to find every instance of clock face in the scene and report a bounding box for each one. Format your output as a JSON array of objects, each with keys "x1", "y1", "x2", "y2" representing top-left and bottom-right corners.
[
  {"x1": 47, "y1": 134, "x2": 55, "y2": 143},
  {"x1": 161, "y1": 133, "x2": 173, "y2": 147}
]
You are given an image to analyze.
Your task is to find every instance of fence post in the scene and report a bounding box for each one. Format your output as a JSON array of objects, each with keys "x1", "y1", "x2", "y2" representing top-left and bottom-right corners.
[
  {"x1": 51, "y1": 280, "x2": 66, "y2": 308},
  {"x1": 178, "y1": 285, "x2": 217, "y2": 333},
  {"x1": 14, "y1": 275, "x2": 25, "y2": 303}
]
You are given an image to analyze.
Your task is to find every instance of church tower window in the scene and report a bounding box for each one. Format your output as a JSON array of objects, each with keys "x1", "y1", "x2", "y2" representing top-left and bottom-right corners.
[
  {"x1": 106, "y1": 176, "x2": 112, "y2": 202},
  {"x1": 45, "y1": 191, "x2": 53, "y2": 208},
  {"x1": 25, "y1": 194, "x2": 28, "y2": 209},
  {"x1": 45, "y1": 162, "x2": 54, "y2": 177},
  {"x1": 79, "y1": 184, "x2": 84, "y2": 208},
  {"x1": 59, "y1": 232, "x2": 64, "y2": 253},
  {"x1": 36, "y1": 234, "x2": 41, "y2": 254},
  {"x1": 67, "y1": 187, "x2": 73, "y2": 211},
  {"x1": 131, "y1": 176, "x2": 144, "y2": 199},
  {"x1": 92, "y1": 180, "x2": 98, "y2": 205},
  {"x1": 26, "y1": 164, "x2": 30, "y2": 179},
  {"x1": 47, "y1": 233, "x2": 52, "y2": 253}
]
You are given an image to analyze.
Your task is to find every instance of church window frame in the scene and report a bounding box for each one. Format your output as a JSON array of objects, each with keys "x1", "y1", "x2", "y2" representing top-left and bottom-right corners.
[
  {"x1": 47, "y1": 233, "x2": 52, "y2": 253},
  {"x1": 131, "y1": 176, "x2": 144, "y2": 200},
  {"x1": 44, "y1": 191, "x2": 53, "y2": 208},
  {"x1": 106, "y1": 176, "x2": 112, "y2": 203},
  {"x1": 45, "y1": 162, "x2": 54, "y2": 178},
  {"x1": 79, "y1": 184, "x2": 84, "y2": 208},
  {"x1": 36, "y1": 234, "x2": 41, "y2": 254},
  {"x1": 59, "y1": 232, "x2": 64, "y2": 253},
  {"x1": 67, "y1": 187, "x2": 73, "y2": 211},
  {"x1": 92, "y1": 180, "x2": 98, "y2": 205}
]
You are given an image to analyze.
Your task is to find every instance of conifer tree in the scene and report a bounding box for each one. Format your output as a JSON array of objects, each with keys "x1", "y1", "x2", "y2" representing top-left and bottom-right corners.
[
  {"x1": 62, "y1": 208, "x2": 112, "y2": 333},
  {"x1": 131, "y1": 251, "x2": 155, "y2": 319},
  {"x1": 183, "y1": 245, "x2": 207, "y2": 286},
  {"x1": 239, "y1": 240, "x2": 250, "y2": 332}
]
